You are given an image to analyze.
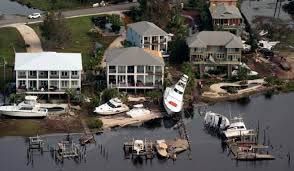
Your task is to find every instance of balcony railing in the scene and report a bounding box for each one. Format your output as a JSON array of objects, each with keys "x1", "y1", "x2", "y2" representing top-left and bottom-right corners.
[
  {"x1": 28, "y1": 75, "x2": 37, "y2": 79},
  {"x1": 18, "y1": 75, "x2": 26, "y2": 79},
  {"x1": 60, "y1": 75, "x2": 70, "y2": 79},
  {"x1": 50, "y1": 75, "x2": 59, "y2": 79},
  {"x1": 71, "y1": 75, "x2": 79, "y2": 79}
]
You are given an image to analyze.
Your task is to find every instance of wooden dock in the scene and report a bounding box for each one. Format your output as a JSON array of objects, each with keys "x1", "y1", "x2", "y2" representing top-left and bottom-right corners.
[{"x1": 123, "y1": 139, "x2": 155, "y2": 160}]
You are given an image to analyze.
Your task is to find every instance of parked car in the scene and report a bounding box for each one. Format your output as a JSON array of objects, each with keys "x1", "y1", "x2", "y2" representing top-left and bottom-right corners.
[{"x1": 28, "y1": 13, "x2": 41, "y2": 19}]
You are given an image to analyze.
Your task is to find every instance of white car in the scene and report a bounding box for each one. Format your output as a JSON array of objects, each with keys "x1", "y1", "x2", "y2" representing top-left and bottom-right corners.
[{"x1": 28, "y1": 13, "x2": 41, "y2": 19}]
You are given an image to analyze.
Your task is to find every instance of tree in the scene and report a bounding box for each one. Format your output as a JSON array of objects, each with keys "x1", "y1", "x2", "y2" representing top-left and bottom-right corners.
[
  {"x1": 237, "y1": 67, "x2": 249, "y2": 81},
  {"x1": 187, "y1": 0, "x2": 212, "y2": 31},
  {"x1": 145, "y1": 90, "x2": 162, "y2": 104},
  {"x1": 169, "y1": 38, "x2": 189, "y2": 64},
  {"x1": 101, "y1": 88, "x2": 120, "y2": 102},
  {"x1": 109, "y1": 14, "x2": 122, "y2": 33},
  {"x1": 181, "y1": 62, "x2": 195, "y2": 93},
  {"x1": 40, "y1": 12, "x2": 71, "y2": 48}
]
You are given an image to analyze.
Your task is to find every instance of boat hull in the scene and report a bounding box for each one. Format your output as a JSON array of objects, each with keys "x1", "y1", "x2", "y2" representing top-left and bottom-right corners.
[
  {"x1": 0, "y1": 110, "x2": 47, "y2": 119},
  {"x1": 223, "y1": 130, "x2": 251, "y2": 139}
]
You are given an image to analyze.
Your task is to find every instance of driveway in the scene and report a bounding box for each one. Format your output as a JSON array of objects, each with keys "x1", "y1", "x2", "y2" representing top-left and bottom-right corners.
[{"x1": 8, "y1": 24, "x2": 43, "y2": 52}]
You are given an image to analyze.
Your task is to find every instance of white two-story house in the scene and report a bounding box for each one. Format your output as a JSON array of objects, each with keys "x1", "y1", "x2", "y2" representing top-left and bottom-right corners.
[
  {"x1": 105, "y1": 47, "x2": 165, "y2": 92},
  {"x1": 126, "y1": 21, "x2": 172, "y2": 56},
  {"x1": 14, "y1": 52, "x2": 83, "y2": 95}
]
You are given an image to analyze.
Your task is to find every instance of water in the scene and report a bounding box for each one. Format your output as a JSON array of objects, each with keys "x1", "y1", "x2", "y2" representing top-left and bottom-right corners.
[
  {"x1": 0, "y1": 93, "x2": 294, "y2": 170},
  {"x1": 0, "y1": 0, "x2": 41, "y2": 16},
  {"x1": 241, "y1": 0, "x2": 292, "y2": 24}
]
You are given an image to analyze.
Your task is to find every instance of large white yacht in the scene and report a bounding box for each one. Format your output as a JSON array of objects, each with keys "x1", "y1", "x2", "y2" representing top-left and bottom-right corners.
[
  {"x1": 0, "y1": 96, "x2": 48, "y2": 118},
  {"x1": 94, "y1": 98, "x2": 129, "y2": 115},
  {"x1": 204, "y1": 111, "x2": 230, "y2": 130},
  {"x1": 126, "y1": 104, "x2": 150, "y2": 118},
  {"x1": 163, "y1": 74, "x2": 189, "y2": 115},
  {"x1": 222, "y1": 117, "x2": 253, "y2": 139}
]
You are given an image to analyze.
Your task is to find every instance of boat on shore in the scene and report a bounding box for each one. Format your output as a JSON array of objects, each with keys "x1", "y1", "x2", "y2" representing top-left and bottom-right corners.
[
  {"x1": 163, "y1": 74, "x2": 189, "y2": 116},
  {"x1": 0, "y1": 96, "x2": 48, "y2": 118},
  {"x1": 126, "y1": 104, "x2": 150, "y2": 118},
  {"x1": 222, "y1": 117, "x2": 253, "y2": 139},
  {"x1": 204, "y1": 111, "x2": 230, "y2": 130},
  {"x1": 94, "y1": 98, "x2": 129, "y2": 115}
]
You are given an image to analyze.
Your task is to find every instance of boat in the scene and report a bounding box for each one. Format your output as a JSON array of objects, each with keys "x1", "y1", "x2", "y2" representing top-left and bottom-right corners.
[
  {"x1": 126, "y1": 104, "x2": 150, "y2": 118},
  {"x1": 94, "y1": 98, "x2": 129, "y2": 115},
  {"x1": 163, "y1": 74, "x2": 189, "y2": 115},
  {"x1": 0, "y1": 96, "x2": 48, "y2": 118},
  {"x1": 155, "y1": 140, "x2": 168, "y2": 158},
  {"x1": 222, "y1": 117, "x2": 253, "y2": 139},
  {"x1": 204, "y1": 111, "x2": 230, "y2": 130},
  {"x1": 133, "y1": 140, "x2": 145, "y2": 155}
]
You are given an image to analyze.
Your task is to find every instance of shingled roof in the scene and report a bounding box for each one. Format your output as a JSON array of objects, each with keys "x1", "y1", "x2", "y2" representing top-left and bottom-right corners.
[
  {"x1": 127, "y1": 21, "x2": 168, "y2": 36},
  {"x1": 186, "y1": 31, "x2": 243, "y2": 49},
  {"x1": 105, "y1": 47, "x2": 164, "y2": 66},
  {"x1": 210, "y1": 3, "x2": 242, "y2": 19}
]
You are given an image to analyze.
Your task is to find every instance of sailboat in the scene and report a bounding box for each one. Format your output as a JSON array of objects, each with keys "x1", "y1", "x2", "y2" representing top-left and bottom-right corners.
[{"x1": 163, "y1": 74, "x2": 189, "y2": 116}]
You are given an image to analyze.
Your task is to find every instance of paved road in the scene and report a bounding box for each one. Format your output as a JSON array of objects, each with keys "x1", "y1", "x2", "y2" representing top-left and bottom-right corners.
[{"x1": 0, "y1": 3, "x2": 137, "y2": 27}]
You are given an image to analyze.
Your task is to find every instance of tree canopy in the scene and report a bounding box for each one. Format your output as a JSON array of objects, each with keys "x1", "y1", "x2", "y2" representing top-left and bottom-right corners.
[{"x1": 40, "y1": 12, "x2": 71, "y2": 48}]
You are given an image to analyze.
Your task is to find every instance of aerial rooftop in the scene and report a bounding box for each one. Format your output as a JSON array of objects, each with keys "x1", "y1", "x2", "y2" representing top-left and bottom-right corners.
[
  {"x1": 14, "y1": 52, "x2": 83, "y2": 71},
  {"x1": 127, "y1": 21, "x2": 168, "y2": 36},
  {"x1": 210, "y1": 3, "x2": 242, "y2": 19},
  {"x1": 186, "y1": 31, "x2": 243, "y2": 48},
  {"x1": 105, "y1": 47, "x2": 164, "y2": 66}
]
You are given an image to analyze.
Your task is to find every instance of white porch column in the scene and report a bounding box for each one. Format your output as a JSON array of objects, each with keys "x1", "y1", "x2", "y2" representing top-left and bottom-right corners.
[
  {"x1": 36, "y1": 71, "x2": 39, "y2": 90},
  {"x1": 58, "y1": 71, "x2": 61, "y2": 90},
  {"x1": 115, "y1": 65, "x2": 118, "y2": 87},
  {"x1": 26, "y1": 71, "x2": 28, "y2": 89},
  {"x1": 69, "y1": 71, "x2": 72, "y2": 89},
  {"x1": 15, "y1": 71, "x2": 19, "y2": 89},
  {"x1": 79, "y1": 71, "x2": 82, "y2": 90},
  {"x1": 143, "y1": 66, "x2": 146, "y2": 85}
]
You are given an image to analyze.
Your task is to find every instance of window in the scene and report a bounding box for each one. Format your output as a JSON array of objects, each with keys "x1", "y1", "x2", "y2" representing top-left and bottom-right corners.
[
  {"x1": 155, "y1": 66, "x2": 162, "y2": 73},
  {"x1": 137, "y1": 65, "x2": 144, "y2": 73},
  {"x1": 109, "y1": 66, "x2": 116, "y2": 73},
  {"x1": 71, "y1": 81, "x2": 78, "y2": 87},
  {"x1": 127, "y1": 66, "x2": 134, "y2": 73},
  {"x1": 72, "y1": 71, "x2": 78, "y2": 76},
  {"x1": 18, "y1": 71, "x2": 26, "y2": 78},
  {"x1": 29, "y1": 71, "x2": 37, "y2": 77},
  {"x1": 50, "y1": 80, "x2": 58, "y2": 87},
  {"x1": 61, "y1": 81, "x2": 68, "y2": 88},
  {"x1": 61, "y1": 71, "x2": 68, "y2": 76},
  {"x1": 51, "y1": 71, "x2": 58, "y2": 75},
  {"x1": 118, "y1": 66, "x2": 126, "y2": 73},
  {"x1": 146, "y1": 66, "x2": 154, "y2": 73},
  {"x1": 145, "y1": 75, "x2": 153, "y2": 86}
]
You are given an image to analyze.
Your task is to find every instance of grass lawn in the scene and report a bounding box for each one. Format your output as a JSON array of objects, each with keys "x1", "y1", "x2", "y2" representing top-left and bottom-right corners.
[
  {"x1": 15, "y1": 0, "x2": 90, "y2": 11},
  {"x1": 0, "y1": 27, "x2": 26, "y2": 88},
  {"x1": 30, "y1": 15, "x2": 117, "y2": 70}
]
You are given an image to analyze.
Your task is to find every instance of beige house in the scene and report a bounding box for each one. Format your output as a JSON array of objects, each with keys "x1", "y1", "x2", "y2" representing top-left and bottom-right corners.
[
  {"x1": 105, "y1": 47, "x2": 165, "y2": 92},
  {"x1": 186, "y1": 31, "x2": 243, "y2": 77}
]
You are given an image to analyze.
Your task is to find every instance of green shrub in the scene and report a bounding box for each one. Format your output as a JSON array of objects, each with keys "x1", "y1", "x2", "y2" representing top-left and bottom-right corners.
[{"x1": 87, "y1": 118, "x2": 103, "y2": 129}]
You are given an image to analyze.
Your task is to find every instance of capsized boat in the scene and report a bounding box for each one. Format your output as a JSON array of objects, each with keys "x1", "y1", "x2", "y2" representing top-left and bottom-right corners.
[
  {"x1": 163, "y1": 74, "x2": 189, "y2": 115},
  {"x1": 0, "y1": 96, "x2": 48, "y2": 118},
  {"x1": 126, "y1": 104, "x2": 150, "y2": 118},
  {"x1": 222, "y1": 117, "x2": 253, "y2": 139},
  {"x1": 155, "y1": 140, "x2": 168, "y2": 158},
  {"x1": 94, "y1": 98, "x2": 129, "y2": 115},
  {"x1": 204, "y1": 111, "x2": 230, "y2": 130}
]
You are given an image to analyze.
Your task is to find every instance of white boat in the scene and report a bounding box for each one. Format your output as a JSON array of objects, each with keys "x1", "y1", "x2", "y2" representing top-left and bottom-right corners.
[
  {"x1": 163, "y1": 74, "x2": 189, "y2": 115},
  {"x1": 94, "y1": 98, "x2": 129, "y2": 115},
  {"x1": 126, "y1": 104, "x2": 150, "y2": 118},
  {"x1": 259, "y1": 30, "x2": 268, "y2": 36},
  {"x1": 0, "y1": 96, "x2": 48, "y2": 118},
  {"x1": 222, "y1": 117, "x2": 253, "y2": 139},
  {"x1": 258, "y1": 40, "x2": 280, "y2": 50},
  {"x1": 133, "y1": 140, "x2": 144, "y2": 155},
  {"x1": 204, "y1": 111, "x2": 230, "y2": 130}
]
